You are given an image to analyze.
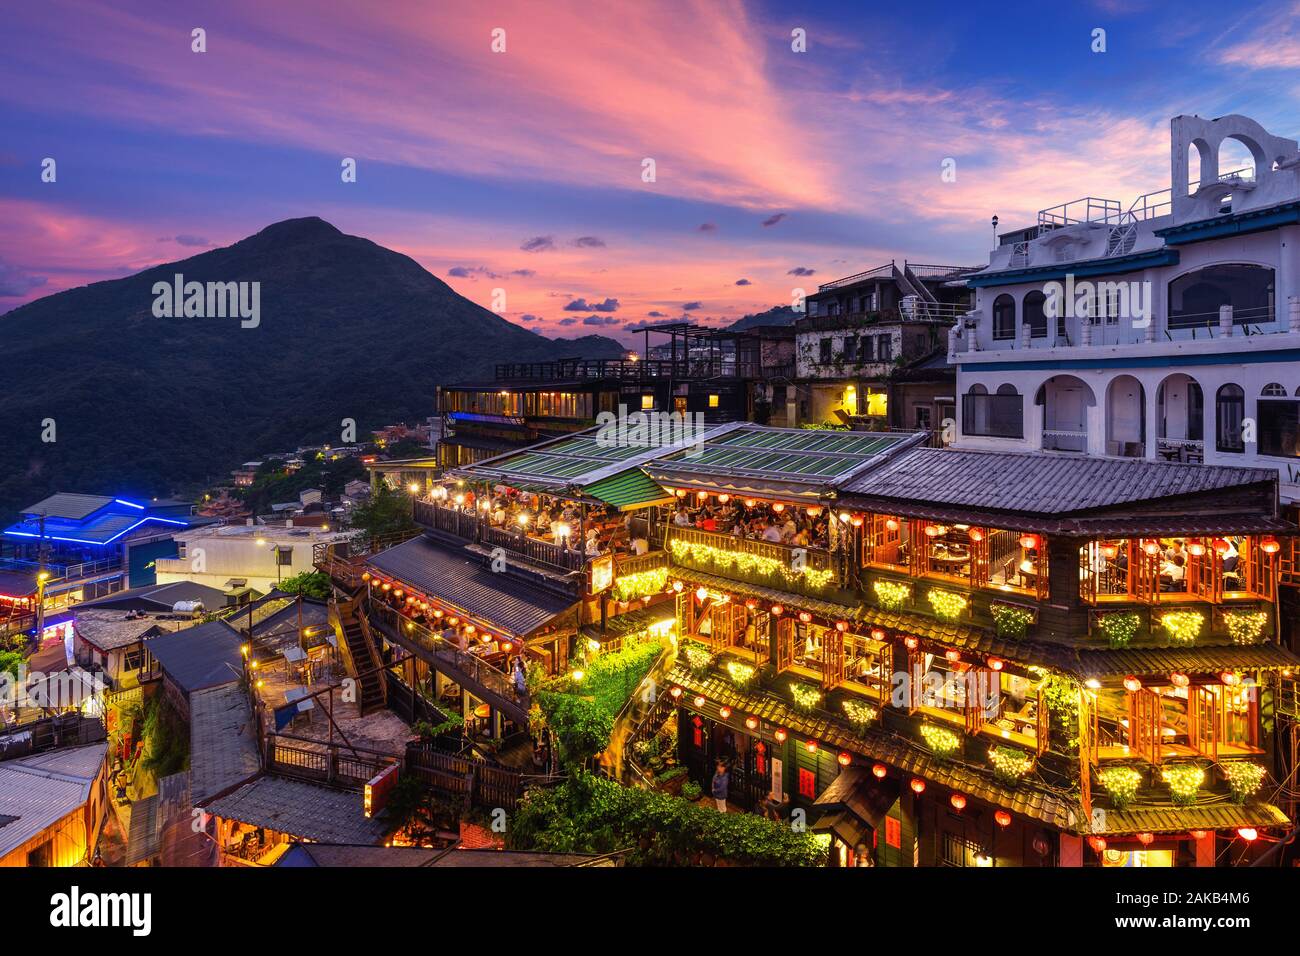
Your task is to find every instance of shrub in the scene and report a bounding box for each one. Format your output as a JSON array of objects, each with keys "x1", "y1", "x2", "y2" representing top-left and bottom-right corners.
[
  {"x1": 873, "y1": 580, "x2": 910, "y2": 610},
  {"x1": 725, "y1": 660, "x2": 757, "y2": 691},
  {"x1": 1222, "y1": 761, "x2": 1267, "y2": 803},
  {"x1": 841, "y1": 699, "x2": 878, "y2": 731},
  {"x1": 1097, "y1": 766, "x2": 1142, "y2": 810},
  {"x1": 1223, "y1": 610, "x2": 1269, "y2": 646},
  {"x1": 927, "y1": 589, "x2": 968, "y2": 621},
  {"x1": 1161, "y1": 763, "x2": 1205, "y2": 807},
  {"x1": 789, "y1": 682, "x2": 822, "y2": 713},
  {"x1": 1160, "y1": 610, "x2": 1204, "y2": 646},
  {"x1": 990, "y1": 603, "x2": 1034, "y2": 638},
  {"x1": 682, "y1": 642, "x2": 714, "y2": 676},
  {"x1": 919, "y1": 723, "x2": 961, "y2": 759},
  {"x1": 681, "y1": 781, "x2": 702, "y2": 801},
  {"x1": 1097, "y1": 611, "x2": 1141, "y2": 648},
  {"x1": 988, "y1": 745, "x2": 1034, "y2": 784}
]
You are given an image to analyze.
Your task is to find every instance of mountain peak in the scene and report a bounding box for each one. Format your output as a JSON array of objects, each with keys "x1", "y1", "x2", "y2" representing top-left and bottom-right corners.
[{"x1": 249, "y1": 216, "x2": 344, "y2": 243}]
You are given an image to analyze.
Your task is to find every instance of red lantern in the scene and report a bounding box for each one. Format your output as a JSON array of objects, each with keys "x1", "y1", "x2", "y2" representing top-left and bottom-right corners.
[
  {"x1": 1101, "y1": 542, "x2": 1119, "y2": 560},
  {"x1": 774, "y1": 728, "x2": 787, "y2": 742},
  {"x1": 850, "y1": 514, "x2": 864, "y2": 528},
  {"x1": 1142, "y1": 539, "x2": 1160, "y2": 556},
  {"x1": 1213, "y1": 538, "x2": 1230, "y2": 554},
  {"x1": 718, "y1": 705, "x2": 731, "y2": 719},
  {"x1": 1221, "y1": 671, "x2": 1240, "y2": 686},
  {"x1": 924, "y1": 524, "x2": 941, "y2": 538},
  {"x1": 870, "y1": 627, "x2": 886, "y2": 641},
  {"x1": 806, "y1": 505, "x2": 822, "y2": 517},
  {"x1": 745, "y1": 715, "x2": 758, "y2": 730},
  {"x1": 1019, "y1": 533, "x2": 1039, "y2": 550},
  {"x1": 744, "y1": 598, "x2": 758, "y2": 610},
  {"x1": 969, "y1": 528, "x2": 984, "y2": 543},
  {"x1": 805, "y1": 740, "x2": 818, "y2": 753},
  {"x1": 910, "y1": 777, "x2": 926, "y2": 794},
  {"x1": 772, "y1": 503, "x2": 785, "y2": 513},
  {"x1": 1187, "y1": 541, "x2": 1206, "y2": 557},
  {"x1": 950, "y1": 793, "x2": 967, "y2": 811},
  {"x1": 1088, "y1": 836, "x2": 1107, "y2": 853},
  {"x1": 987, "y1": 657, "x2": 1004, "y2": 671},
  {"x1": 994, "y1": 810, "x2": 1012, "y2": 828},
  {"x1": 1136, "y1": 832, "x2": 1154, "y2": 846},
  {"x1": 670, "y1": 686, "x2": 683, "y2": 698},
  {"x1": 694, "y1": 695, "x2": 706, "y2": 707},
  {"x1": 1189, "y1": 830, "x2": 1209, "y2": 840},
  {"x1": 872, "y1": 763, "x2": 888, "y2": 779},
  {"x1": 1123, "y1": 675, "x2": 1142, "y2": 693},
  {"x1": 672, "y1": 580, "x2": 684, "y2": 592},
  {"x1": 835, "y1": 620, "x2": 848, "y2": 632},
  {"x1": 1170, "y1": 672, "x2": 1190, "y2": 688},
  {"x1": 904, "y1": 636, "x2": 919, "y2": 650},
  {"x1": 837, "y1": 751, "x2": 852, "y2": 767},
  {"x1": 798, "y1": 611, "x2": 812, "y2": 623},
  {"x1": 1261, "y1": 536, "x2": 1280, "y2": 555},
  {"x1": 1237, "y1": 828, "x2": 1258, "y2": 842},
  {"x1": 884, "y1": 517, "x2": 900, "y2": 532},
  {"x1": 770, "y1": 604, "x2": 783, "y2": 617},
  {"x1": 944, "y1": 649, "x2": 960, "y2": 662}
]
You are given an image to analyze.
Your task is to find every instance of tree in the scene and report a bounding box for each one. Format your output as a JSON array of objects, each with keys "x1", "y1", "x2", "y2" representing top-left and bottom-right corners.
[
  {"x1": 348, "y1": 482, "x2": 416, "y2": 541},
  {"x1": 276, "y1": 571, "x2": 331, "y2": 600}
]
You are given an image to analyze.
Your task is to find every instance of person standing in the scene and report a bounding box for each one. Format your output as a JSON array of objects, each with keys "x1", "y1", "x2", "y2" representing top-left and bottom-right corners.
[{"x1": 711, "y1": 760, "x2": 730, "y2": 813}]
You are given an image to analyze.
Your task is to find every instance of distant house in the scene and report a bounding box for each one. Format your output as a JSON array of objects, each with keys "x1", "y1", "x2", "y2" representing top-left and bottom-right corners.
[
  {"x1": 232, "y1": 463, "x2": 264, "y2": 487},
  {"x1": 0, "y1": 741, "x2": 109, "y2": 867},
  {"x1": 154, "y1": 523, "x2": 349, "y2": 595},
  {"x1": 71, "y1": 610, "x2": 165, "y2": 690},
  {"x1": 298, "y1": 488, "x2": 323, "y2": 507}
]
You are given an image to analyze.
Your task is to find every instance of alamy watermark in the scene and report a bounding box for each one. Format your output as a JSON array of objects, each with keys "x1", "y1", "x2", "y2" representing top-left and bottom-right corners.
[
  {"x1": 1043, "y1": 274, "x2": 1151, "y2": 328},
  {"x1": 151, "y1": 273, "x2": 260, "y2": 328},
  {"x1": 594, "y1": 404, "x2": 707, "y2": 457}
]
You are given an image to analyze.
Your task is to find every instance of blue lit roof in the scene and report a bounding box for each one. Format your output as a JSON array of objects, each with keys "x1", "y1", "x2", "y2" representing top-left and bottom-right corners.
[{"x1": 3, "y1": 493, "x2": 189, "y2": 545}]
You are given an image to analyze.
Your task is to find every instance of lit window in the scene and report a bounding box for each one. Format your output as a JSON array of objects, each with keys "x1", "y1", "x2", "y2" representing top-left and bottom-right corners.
[
  {"x1": 866, "y1": 391, "x2": 887, "y2": 417},
  {"x1": 708, "y1": 394, "x2": 720, "y2": 409},
  {"x1": 640, "y1": 394, "x2": 654, "y2": 410}
]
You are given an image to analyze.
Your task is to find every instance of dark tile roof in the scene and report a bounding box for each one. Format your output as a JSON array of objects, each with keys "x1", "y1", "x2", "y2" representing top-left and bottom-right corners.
[
  {"x1": 841, "y1": 447, "x2": 1276, "y2": 518},
  {"x1": 189, "y1": 684, "x2": 261, "y2": 803},
  {"x1": 669, "y1": 666, "x2": 1080, "y2": 831},
  {"x1": 75, "y1": 580, "x2": 229, "y2": 612},
  {"x1": 366, "y1": 535, "x2": 575, "y2": 638},
  {"x1": 144, "y1": 620, "x2": 244, "y2": 694},
  {"x1": 201, "y1": 775, "x2": 393, "y2": 844},
  {"x1": 1096, "y1": 802, "x2": 1290, "y2": 835},
  {"x1": 1070, "y1": 641, "x2": 1300, "y2": 679}
]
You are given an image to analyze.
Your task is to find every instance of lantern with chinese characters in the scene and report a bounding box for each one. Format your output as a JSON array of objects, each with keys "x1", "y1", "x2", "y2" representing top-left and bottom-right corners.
[
  {"x1": 1136, "y1": 832, "x2": 1154, "y2": 846},
  {"x1": 774, "y1": 728, "x2": 787, "y2": 742},
  {"x1": 1262, "y1": 536, "x2": 1280, "y2": 554},
  {"x1": 1019, "y1": 533, "x2": 1039, "y2": 550},
  {"x1": 798, "y1": 611, "x2": 812, "y2": 624},
  {"x1": 771, "y1": 604, "x2": 783, "y2": 617},
  {"x1": 719, "y1": 705, "x2": 731, "y2": 719},
  {"x1": 1170, "y1": 672, "x2": 1190, "y2": 688},
  {"x1": 1187, "y1": 540, "x2": 1205, "y2": 557},
  {"x1": 805, "y1": 740, "x2": 818, "y2": 754},
  {"x1": 1123, "y1": 675, "x2": 1142, "y2": 693},
  {"x1": 872, "y1": 763, "x2": 888, "y2": 779}
]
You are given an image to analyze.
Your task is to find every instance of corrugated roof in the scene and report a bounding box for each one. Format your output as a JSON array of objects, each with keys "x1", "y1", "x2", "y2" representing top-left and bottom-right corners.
[
  {"x1": 19, "y1": 493, "x2": 116, "y2": 520},
  {"x1": 584, "y1": 469, "x2": 672, "y2": 510},
  {"x1": 75, "y1": 580, "x2": 229, "y2": 612},
  {"x1": 841, "y1": 447, "x2": 1276, "y2": 516},
  {"x1": 201, "y1": 775, "x2": 392, "y2": 844},
  {"x1": 189, "y1": 684, "x2": 261, "y2": 803},
  {"x1": 367, "y1": 535, "x2": 575, "y2": 638},
  {"x1": 0, "y1": 741, "x2": 107, "y2": 858},
  {"x1": 145, "y1": 620, "x2": 244, "y2": 694}
]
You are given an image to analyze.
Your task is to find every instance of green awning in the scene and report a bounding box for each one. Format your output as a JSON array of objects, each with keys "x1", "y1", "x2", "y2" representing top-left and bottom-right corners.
[{"x1": 586, "y1": 469, "x2": 672, "y2": 511}]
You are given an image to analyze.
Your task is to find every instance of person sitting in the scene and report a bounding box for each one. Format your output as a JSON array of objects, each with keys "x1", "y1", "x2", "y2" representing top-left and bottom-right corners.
[
  {"x1": 793, "y1": 528, "x2": 811, "y2": 547},
  {"x1": 673, "y1": 508, "x2": 693, "y2": 527},
  {"x1": 585, "y1": 530, "x2": 602, "y2": 556},
  {"x1": 761, "y1": 521, "x2": 783, "y2": 543},
  {"x1": 1161, "y1": 554, "x2": 1186, "y2": 589}
]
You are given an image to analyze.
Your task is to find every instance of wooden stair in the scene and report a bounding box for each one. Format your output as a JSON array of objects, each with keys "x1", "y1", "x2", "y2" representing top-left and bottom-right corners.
[{"x1": 329, "y1": 598, "x2": 388, "y2": 717}]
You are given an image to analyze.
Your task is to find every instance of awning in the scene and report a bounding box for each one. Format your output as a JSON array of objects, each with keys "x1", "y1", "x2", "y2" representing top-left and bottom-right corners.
[
  {"x1": 585, "y1": 469, "x2": 673, "y2": 511},
  {"x1": 1093, "y1": 801, "x2": 1291, "y2": 836},
  {"x1": 367, "y1": 535, "x2": 575, "y2": 638},
  {"x1": 810, "y1": 766, "x2": 899, "y2": 846}
]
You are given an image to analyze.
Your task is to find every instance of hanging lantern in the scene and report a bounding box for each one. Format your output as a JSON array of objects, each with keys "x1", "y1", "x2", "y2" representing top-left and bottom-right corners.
[
  {"x1": 884, "y1": 517, "x2": 901, "y2": 532},
  {"x1": 448, "y1": 617, "x2": 459, "y2": 626},
  {"x1": 1189, "y1": 830, "x2": 1209, "y2": 840},
  {"x1": 672, "y1": 580, "x2": 684, "y2": 592},
  {"x1": 1186, "y1": 540, "x2": 1206, "y2": 557},
  {"x1": 798, "y1": 611, "x2": 812, "y2": 623},
  {"x1": 745, "y1": 715, "x2": 759, "y2": 730},
  {"x1": 719, "y1": 705, "x2": 731, "y2": 719},
  {"x1": 361, "y1": 572, "x2": 371, "y2": 582},
  {"x1": 838, "y1": 511, "x2": 851, "y2": 524},
  {"x1": 1261, "y1": 536, "x2": 1280, "y2": 554},
  {"x1": 770, "y1": 604, "x2": 784, "y2": 617},
  {"x1": 945, "y1": 649, "x2": 960, "y2": 662},
  {"x1": 872, "y1": 763, "x2": 888, "y2": 779},
  {"x1": 837, "y1": 751, "x2": 852, "y2": 767},
  {"x1": 1136, "y1": 832, "x2": 1154, "y2": 846},
  {"x1": 670, "y1": 686, "x2": 683, "y2": 699},
  {"x1": 675, "y1": 489, "x2": 687, "y2": 498},
  {"x1": 744, "y1": 598, "x2": 758, "y2": 610},
  {"x1": 835, "y1": 620, "x2": 848, "y2": 632},
  {"x1": 806, "y1": 505, "x2": 822, "y2": 517},
  {"x1": 987, "y1": 657, "x2": 1004, "y2": 671},
  {"x1": 774, "y1": 727, "x2": 788, "y2": 742},
  {"x1": 1142, "y1": 539, "x2": 1160, "y2": 556},
  {"x1": 717, "y1": 494, "x2": 730, "y2": 504},
  {"x1": 1123, "y1": 675, "x2": 1142, "y2": 693},
  {"x1": 744, "y1": 499, "x2": 757, "y2": 508},
  {"x1": 1220, "y1": 671, "x2": 1239, "y2": 686},
  {"x1": 1213, "y1": 538, "x2": 1230, "y2": 554},
  {"x1": 870, "y1": 627, "x2": 886, "y2": 641},
  {"x1": 394, "y1": 589, "x2": 404, "y2": 600},
  {"x1": 904, "y1": 636, "x2": 919, "y2": 650},
  {"x1": 1170, "y1": 672, "x2": 1190, "y2": 688},
  {"x1": 1088, "y1": 836, "x2": 1107, "y2": 853},
  {"x1": 432, "y1": 609, "x2": 444, "y2": 619},
  {"x1": 405, "y1": 595, "x2": 415, "y2": 604},
  {"x1": 910, "y1": 777, "x2": 926, "y2": 794},
  {"x1": 805, "y1": 740, "x2": 818, "y2": 753},
  {"x1": 381, "y1": 582, "x2": 392, "y2": 591},
  {"x1": 1237, "y1": 828, "x2": 1258, "y2": 842},
  {"x1": 850, "y1": 514, "x2": 864, "y2": 528},
  {"x1": 1101, "y1": 542, "x2": 1119, "y2": 560},
  {"x1": 695, "y1": 587, "x2": 709, "y2": 602},
  {"x1": 697, "y1": 491, "x2": 708, "y2": 501},
  {"x1": 994, "y1": 809, "x2": 1012, "y2": 828},
  {"x1": 950, "y1": 793, "x2": 967, "y2": 810},
  {"x1": 924, "y1": 524, "x2": 941, "y2": 538},
  {"x1": 1019, "y1": 533, "x2": 1039, "y2": 550},
  {"x1": 694, "y1": 695, "x2": 706, "y2": 707},
  {"x1": 969, "y1": 527, "x2": 984, "y2": 542},
  {"x1": 502, "y1": 641, "x2": 513, "y2": 652}
]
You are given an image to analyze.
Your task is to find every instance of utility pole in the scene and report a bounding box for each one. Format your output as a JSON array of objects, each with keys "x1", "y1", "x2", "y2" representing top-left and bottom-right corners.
[{"x1": 34, "y1": 513, "x2": 49, "y2": 639}]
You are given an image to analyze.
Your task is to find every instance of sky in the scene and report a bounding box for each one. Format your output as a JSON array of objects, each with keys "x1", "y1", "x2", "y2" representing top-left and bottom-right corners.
[{"x1": 2, "y1": 0, "x2": 1299, "y2": 343}]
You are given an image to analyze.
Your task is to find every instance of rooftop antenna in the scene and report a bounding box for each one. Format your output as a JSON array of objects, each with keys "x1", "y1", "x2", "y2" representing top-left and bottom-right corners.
[{"x1": 991, "y1": 215, "x2": 999, "y2": 250}]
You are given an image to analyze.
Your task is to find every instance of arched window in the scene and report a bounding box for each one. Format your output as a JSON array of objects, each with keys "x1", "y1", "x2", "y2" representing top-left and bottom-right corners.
[
  {"x1": 992, "y1": 294, "x2": 1016, "y2": 340},
  {"x1": 963, "y1": 383, "x2": 1022, "y2": 438},
  {"x1": 1259, "y1": 385, "x2": 1300, "y2": 459},
  {"x1": 1023, "y1": 291, "x2": 1047, "y2": 338},
  {"x1": 1168, "y1": 264, "x2": 1275, "y2": 329},
  {"x1": 1262, "y1": 383, "x2": 1287, "y2": 397},
  {"x1": 1216, "y1": 384, "x2": 1245, "y2": 453}
]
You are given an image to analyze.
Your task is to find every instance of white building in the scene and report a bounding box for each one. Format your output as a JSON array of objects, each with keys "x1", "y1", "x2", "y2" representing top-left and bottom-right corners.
[
  {"x1": 951, "y1": 113, "x2": 1300, "y2": 504},
  {"x1": 154, "y1": 523, "x2": 350, "y2": 594}
]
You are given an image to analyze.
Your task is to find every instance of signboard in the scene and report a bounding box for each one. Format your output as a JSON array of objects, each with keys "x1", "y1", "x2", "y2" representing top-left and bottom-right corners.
[
  {"x1": 589, "y1": 554, "x2": 614, "y2": 595},
  {"x1": 364, "y1": 764, "x2": 399, "y2": 819}
]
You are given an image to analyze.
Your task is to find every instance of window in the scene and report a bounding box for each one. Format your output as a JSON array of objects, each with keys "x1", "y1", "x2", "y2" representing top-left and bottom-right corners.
[
  {"x1": 843, "y1": 336, "x2": 858, "y2": 362},
  {"x1": 275, "y1": 546, "x2": 293, "y2": 566},
  {"x1": 962, "y1": 384, "x2": 1023, "y2": 438},
  {"x1": 914, "y1": 405, "x2": 932, "y2": 430},
  {"x1": 708, "y1": 394, "x2": 720, "y2": 409},
  {"x1": 992, "y1": 294, "x2": 1016, "y2": 340},
  {"x1": 640, "y1": 394, "x2": 654, "y2": 410},
  {"x1": 1216, "y1": 384, "x2": 1245, "y2": 453},
  {"x1": 862, "y1": 336, "x2": 876, "y2": 362},
  {"x1": 865, "y1": 390, "x2": 887, "y2": 417},
  {"x1": 877, "y1": 335, "x2": 893, "y2": 362},
  {"x1": 1023, "y1": 290, "x2": 1047, "y2": 338},
  {"x1": 1168, "y1": 264, "x2": 1275, "y2": 329},
  {"x1": 819, "y1": 338, "x2": 832, "y2": 364},
  {"x1": 1259, "y1": 395, "x2": 1300, "y2": 458}
]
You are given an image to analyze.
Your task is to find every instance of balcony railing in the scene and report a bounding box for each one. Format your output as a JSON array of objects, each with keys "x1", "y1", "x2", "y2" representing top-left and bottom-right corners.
[
  {"x1": 665, "y1": 525, "x2": 844, "y2": 597},
  {"x1": 1042, "y1": 428, "x2": 1087, "y2": 452},
  {"x1": 0, "y1": 556, "x2": 123, "y2": 581},
  {"x1": 412, "y1": 499, "x2": 585, "y2": 575}
]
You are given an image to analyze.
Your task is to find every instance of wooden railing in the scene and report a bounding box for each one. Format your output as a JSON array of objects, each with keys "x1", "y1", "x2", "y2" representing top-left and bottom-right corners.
[
  {"x1": 367, "y1": 602, "x2": 521, "y2": 708},
  {"x1": 413, "y1": 500, "x2": 585, "y2": 575},
  {"x1": 665, "y1": 525, "x2": 842, "y2": 595},
  {"x1": 265, "y1": 732, "x2": 399, "y2": 789},
  {"x1": 404, "y1": 741, "x2": 562, "y2": 810}
]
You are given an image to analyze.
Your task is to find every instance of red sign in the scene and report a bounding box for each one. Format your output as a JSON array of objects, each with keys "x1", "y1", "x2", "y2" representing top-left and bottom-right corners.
[
  {"x1": 885, "y1": 816, "x2": 901, "y2": 849},
  {"x1": 364, "y1": 764, "x2": 399, "y2": 819}
]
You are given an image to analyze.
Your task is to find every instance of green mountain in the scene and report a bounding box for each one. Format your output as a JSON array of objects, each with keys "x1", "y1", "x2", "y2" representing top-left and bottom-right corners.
[
  {"x1": 0, "y1": 217, "x2": 622, "y2": 520},
  {"x1": 727, "y1": 304, "x2": 798, "y2": 330}
]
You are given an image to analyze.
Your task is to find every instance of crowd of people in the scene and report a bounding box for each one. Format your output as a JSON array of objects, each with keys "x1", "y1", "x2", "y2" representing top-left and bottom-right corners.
[{"x1": 672, "y1": 498, "x2": 834, "y2": 550}]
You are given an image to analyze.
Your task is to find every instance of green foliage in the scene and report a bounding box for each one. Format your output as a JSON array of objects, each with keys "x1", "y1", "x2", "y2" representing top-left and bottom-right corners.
[
  {"x1": 276, "y1": 570, "x2": 331, "y2": 599},
  {"x1": 612, "y1": 567, "x2": 668, "y2": 603},
  {"x1": 1222, "y1": 761, "x2": 1267, "y2": 803},
  {"x1": 872, "y1": 580, "x2": 910, "y2": 610},
  {"x1": 788, "y1": 682, "x2": 822, "y2": 713},
  {"x1": 1097, "y1": 766, "x2": 1143, "y2": 810},
  {"x1": 681, "y1": 781, "x2": 702, "y2": 801},
  {"x1": 1161, "y1": 763, "x2": 1205, "y2": 806},
  {"x1": 926, "y1": 588, "x2": 967, "y2": 620},
  {"x1": 682, "y1": 641, "x2": 713, "y2": 676},
  {"x1": 348, "y1": 482, "x2": 417, "y2": 540},
  {"x1": 841, "y1": 699, "x2": 877, "y2": 731},
  {"x1": 412, "y1": 714, "x2": 464, "y2": 740},
  {"x1": 0, "y1": 647, "x2": 25, "y2": 680},
  {"x1": 139, "y1": 695, "x2": 189, "y2": 780},
  {"x1": 988, "y1": 745, "x2": 1034, "y2": 784},
  {"x1": 1224, "y1": 610, "x2": 1269, "y2": 646},
  {"x1": 237, "y1": 455, "x2": 365, "y2": 516},
  {"x1": 1160, "y1": 610, "x2": 1204, "y2": 646},
  {"x1": 1097, "y1": 611, "x2": 1141, "y2": 648},
  {"x1": 507, "y1": 772, "x2": 827, "y2": 866},
  {"x1": 1041, "y1": 674, "x2": 1080, "y2": 757},
  {"x1": 919, "y1": 723, "x2": 961, "y2": 758},
  {"x1": 725, "y1": 660, "x2": 756, "y2": 691},
  {"x1": 990, "y1": 602, "x2": 1034, "y2": 638}
]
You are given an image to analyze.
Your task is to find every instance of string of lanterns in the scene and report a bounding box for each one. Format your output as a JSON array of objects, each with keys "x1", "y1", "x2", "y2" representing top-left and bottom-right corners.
[{"x1": 358, "y1": 571, "x2": 511, "y2": 650}]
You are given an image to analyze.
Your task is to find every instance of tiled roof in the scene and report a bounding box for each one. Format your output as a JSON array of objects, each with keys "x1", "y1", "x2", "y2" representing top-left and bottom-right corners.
[
  {"x1": 145, "y1": 620, "x2": 244, "y2": 694},
  {"x1": 840, "y1": 447, "x2": 1276, "y2": 517},
  {"x1": 76, "y1": 580, "x2": 229, "y2": 612},
  {"x1": 670, "y1": 568, "x2": 862, "y2": 621},
  {"x1": 1069, "y1": 642, "x2": 1300, "y2": 679},
  {"x1": 189, "y1": 684, "x2": 261, "y2": 803},
  {"x1": 201, "y1": 774, "x2": 393, "y2": 844},
  {"x1": 669, "y1": 666, "x2": 1081, "y2": 831},
  {"x1": 1095, "y1": 801, "x2": 1291, "y2": 835},
  {"x1": 367, "y1": 535, "x2": 575, "y2": 638},
  {"x1": 72, "y1": 610, "x2": 164, "y2": 652}
]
